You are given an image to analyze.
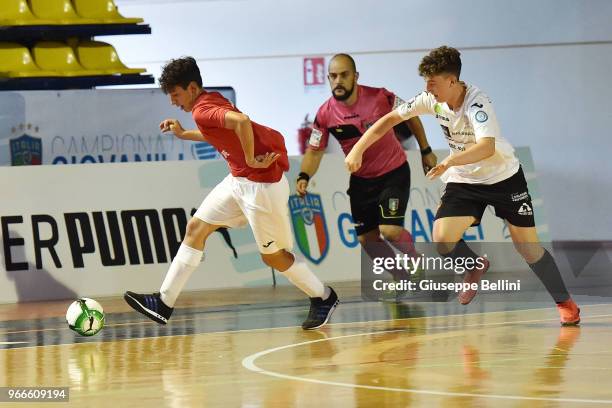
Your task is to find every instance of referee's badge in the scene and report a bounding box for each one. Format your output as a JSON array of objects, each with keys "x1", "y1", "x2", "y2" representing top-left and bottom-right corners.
[
  {"x1": 309, "y1": 128, "x2": 323, "y2": 147},
  {"x1": 388, "y1": 198, "x2": 399, "y2": 215}
]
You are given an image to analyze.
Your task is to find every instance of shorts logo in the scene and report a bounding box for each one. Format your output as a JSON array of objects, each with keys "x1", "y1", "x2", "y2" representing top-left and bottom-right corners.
[
  {"x1": 309, "y1": 128, "x2": 323, "y2": 147},
  {"x1": 388, "y1": 198, "x2": 399, "y2": 215},
  {"x1": 288, "y1": 193, "x2": 329, "y2": 264},
  {"x1": 518, "y1": 203, "x2": 533, "y2": 216},
  {"x1": 475, "y1": 111, "x2": 488, "y2": 123},
  {"x1": 511, "y1": 192, "x2": 529, "y2": 202}
]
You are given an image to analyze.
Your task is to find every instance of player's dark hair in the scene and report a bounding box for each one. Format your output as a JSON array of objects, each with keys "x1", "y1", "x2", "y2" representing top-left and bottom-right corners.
[
  {"x1": 159, "y1": 56, "x2": 203, "y2": 94},
  {"x1": 418, "y1": 46, "x2": 462, "y2": 79},
  {"x1": 330, "y1": 53, "x2": 357, "y2": 72}
]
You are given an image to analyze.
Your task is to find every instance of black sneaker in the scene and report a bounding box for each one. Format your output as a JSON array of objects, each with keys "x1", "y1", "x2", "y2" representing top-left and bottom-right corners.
[
  {"x1": 124, "y1": 291, "x2": 173, "y2": 325},
  {"x1": 302, "y1": 287, "x2": 339, "y2": 330}
]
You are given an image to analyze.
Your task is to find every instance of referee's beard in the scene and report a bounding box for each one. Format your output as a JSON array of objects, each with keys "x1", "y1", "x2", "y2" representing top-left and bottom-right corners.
[{"x1": 332, "y1": 84, "x2": 355, "y2": 101}]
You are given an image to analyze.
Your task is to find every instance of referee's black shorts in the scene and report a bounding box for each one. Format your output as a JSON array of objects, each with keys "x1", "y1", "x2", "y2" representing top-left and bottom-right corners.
[
  {"x1": 435, "y1": 166, "x2": 535, "y2": 227},
  {"x1": 347, "y1": 162, "x2": 411, "y2": 236}
]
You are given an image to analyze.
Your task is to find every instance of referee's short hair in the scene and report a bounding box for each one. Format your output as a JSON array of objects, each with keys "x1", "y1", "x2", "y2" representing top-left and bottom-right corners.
[
  {"x1": 418, "y1": 46, "x2": 462, "y2": 79},
  {"x1": 159, "y1": 56, "x2": 203, "y2": 94}
]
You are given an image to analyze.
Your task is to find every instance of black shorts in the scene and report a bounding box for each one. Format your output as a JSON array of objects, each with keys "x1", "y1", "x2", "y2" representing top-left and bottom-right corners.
[
  {"x1": 435, "y1": 166, "x2": 535, "y2": 227},
  {"x1": 348, "y1": 162, "x2": 411, "y2": 236}
]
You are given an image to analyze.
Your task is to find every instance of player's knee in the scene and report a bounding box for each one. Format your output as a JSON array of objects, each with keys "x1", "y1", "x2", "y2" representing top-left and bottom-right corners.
[
  {"x1": 357, "y1": 229, "x2": 380, "y2": 246},
  {"x1": 379, "y1": 226, "x2": 402, "y2": 242},
  {"x1": 513, "y1": 242, "x2": 544, "y2": 264},
  {"x1": 357, "y1": 235, "x2": 369, "y2": 246},
  {"x1": 261, "y1": 250, "x2": 294, "y2": 271},
  {"x1": 435, "y1": 241, "x2": 457, "y2": 256},
  {"x1": 184, "y1": 218, "x2": 213, "y2": 242}
]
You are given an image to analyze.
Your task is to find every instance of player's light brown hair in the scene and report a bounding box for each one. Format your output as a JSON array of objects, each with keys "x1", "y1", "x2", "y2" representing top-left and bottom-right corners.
[
  {"x1": 159, "y1": 56, "x2": 203, "y2": 94},
  {"x1": 418, "y1": 46, "x2": 462, "y2": 79}
]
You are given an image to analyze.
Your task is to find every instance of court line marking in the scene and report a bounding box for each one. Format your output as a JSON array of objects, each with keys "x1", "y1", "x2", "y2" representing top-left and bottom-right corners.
[
  {"x1": 242, "y1": 314, "x2": 612, "y2": 405},
  {"x1": 0, "y1": 342, "x2": 29, "y2": 345}
]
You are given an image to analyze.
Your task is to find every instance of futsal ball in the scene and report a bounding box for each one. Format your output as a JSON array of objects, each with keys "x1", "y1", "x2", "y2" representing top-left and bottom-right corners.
[{"x1": 66, "y1": 298, "x2": 105, "y2": 336}]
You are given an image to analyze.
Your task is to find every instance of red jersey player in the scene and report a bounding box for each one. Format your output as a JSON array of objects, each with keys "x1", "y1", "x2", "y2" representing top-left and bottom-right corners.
[{"x1": 125, "y1": 57, "x2": 338, "y2": 329}]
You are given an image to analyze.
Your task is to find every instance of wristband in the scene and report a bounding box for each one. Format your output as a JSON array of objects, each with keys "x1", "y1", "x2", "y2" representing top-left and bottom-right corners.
[
  {"x1": 420, "y1": 146, "x2": 432, "y2": 156},
  {"x1": 297, "y1": 172, "x2": 310, "y2": 182}
]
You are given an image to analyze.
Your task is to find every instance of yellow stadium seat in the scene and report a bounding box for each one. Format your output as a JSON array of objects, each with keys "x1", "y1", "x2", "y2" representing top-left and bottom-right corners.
[
  {"x1": 32, "y1": 42, "x2": 106, "y2": 76},
  {"x1": 73, "y1": 0, "x2": 144, "y2": 24},
  {"x1": 0, "y1": 0, "x2": 55, "y2": 25},
  {"x1": 29, "y1": 0, "x2": 96, "y2": 25},
  {"x1": 0, "y1": 42, "x2": 58, "y2": 78},
  {"x1": 76, "y1": 41, "x2": 146, "y2": 75}
]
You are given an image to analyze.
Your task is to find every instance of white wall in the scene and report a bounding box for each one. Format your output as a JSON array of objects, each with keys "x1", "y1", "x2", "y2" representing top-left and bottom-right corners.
[{"x1": 109, "y1": 0, "x2": 612, "y2": 240}]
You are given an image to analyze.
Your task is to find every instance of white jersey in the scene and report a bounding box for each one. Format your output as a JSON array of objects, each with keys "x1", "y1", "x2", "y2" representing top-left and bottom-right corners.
[{"x1": 396, "y1": 84, "x2": 519, "y2": 184}]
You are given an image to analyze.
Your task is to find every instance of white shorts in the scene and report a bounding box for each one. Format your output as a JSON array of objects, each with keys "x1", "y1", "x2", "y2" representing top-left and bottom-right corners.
[{"x1": 194, "y1": 174, "x2": 294, "y2": 254}]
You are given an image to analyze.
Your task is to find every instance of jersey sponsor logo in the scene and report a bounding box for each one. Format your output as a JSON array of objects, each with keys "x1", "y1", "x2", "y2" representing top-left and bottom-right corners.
[
  {"x1": 518, "y1": 203, "x2": 533, "y2": 216},
  {"x1": 343, "y1": 114, "x2": 359, "y2": 119},
  {"x1": 262, "y1": 240, "x2": 275, "y2": 248},
  {"x1": 471, "y1": 102, "x2": 484, "y2": 109},
  {"x1": 288, "y1": 193, "x2": 330, "y2": 264},
  {"x1": 475, "y1": 110, "x2": 489, "y2": 123},
  {"x1": 449, "y1": 142, "x2": 466, "y2": 151},
  {"x1": 10, "y1": 134, "x2": 42, "y2": 166},
  {"x1": 309, "y1": 128, "x2": 323, "y2": 147},
  {"x1": 435, "y1": 114, "x2": 450, "y2": 122},
  {"x1": 221, "y1": 150, "x2": 230, "y2": 159}
]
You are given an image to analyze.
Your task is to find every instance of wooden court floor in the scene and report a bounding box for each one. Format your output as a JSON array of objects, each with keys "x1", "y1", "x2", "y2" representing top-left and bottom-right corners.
[{"x1": 1, "y1": 282, "x2": 612, "y2": 407}]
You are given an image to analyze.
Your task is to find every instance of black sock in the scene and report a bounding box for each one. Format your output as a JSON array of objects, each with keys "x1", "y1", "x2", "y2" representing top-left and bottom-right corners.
[
  {"x1": 528, "y1": 249, "x2": 570, "y2": 304},
  {"x1": 443, "y1": 239, "x2": 479, "y2": 260}
]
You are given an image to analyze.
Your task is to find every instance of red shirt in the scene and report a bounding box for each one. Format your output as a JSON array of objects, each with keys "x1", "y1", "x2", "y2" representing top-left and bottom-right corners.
[
  {"x1": 310, "y1": 85, "x2": 407, "y2": 178},
  {"x1": 192, "y1": 91, "x2": 289, "y2": 182}
]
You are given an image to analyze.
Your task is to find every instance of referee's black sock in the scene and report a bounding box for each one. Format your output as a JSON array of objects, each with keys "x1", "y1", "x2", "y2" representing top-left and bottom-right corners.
[{"x1": 528, "y1": 249, "x2": 570, "y2": 304}]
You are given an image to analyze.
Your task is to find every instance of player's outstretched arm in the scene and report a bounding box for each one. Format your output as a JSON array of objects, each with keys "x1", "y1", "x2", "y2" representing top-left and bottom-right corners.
[
  {"x1": 224, "y1": 111, "x2": 279, "y2": 168},
  {"x1": 406, "y1": 116, "x2": 438, "y2": 174},
  {"x1": 345, "y1": 110, "x2": 404, "y2": 173},
  {"x1": 159, "y1": 119, "x2": 207, "y2": 142},
  {"x1": 296, "y1": 148, "x2": 324, "y2": 196},
  {"x1": 426, "y1": 137, "x2": 495, "y2": 179}
]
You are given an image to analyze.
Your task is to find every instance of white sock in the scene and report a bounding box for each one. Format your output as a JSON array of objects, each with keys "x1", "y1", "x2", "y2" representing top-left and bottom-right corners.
[
  {"x1": 281, "y1": 260, "x2": 326, "y2": 298},
  {"x1": 160, "y1": 244, "x2": 203, "y2": 307}
]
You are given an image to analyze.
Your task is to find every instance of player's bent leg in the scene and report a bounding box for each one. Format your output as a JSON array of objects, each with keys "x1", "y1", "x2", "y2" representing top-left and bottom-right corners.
[
  {"x1": 432, "y1": 216, "x2": 475, "y2": 254},
  {"x1": 262, "y1": 249, "x2": 338, "y2": 330},
  {"x1": 380, "y1": 224, "x2": 419, "y2": 258},
  {"x1": 433, "y1": 216, "x2": 490, "y2": 305},
  {"x1": 357, "y1": 228, "x2": 381, "y2": 246},
  {"x1": 506, "y1": 222, "x2": 580, "y2": 326},
  {"x1": 124, "y1": 219, "x2": 221, "y2": 325}
]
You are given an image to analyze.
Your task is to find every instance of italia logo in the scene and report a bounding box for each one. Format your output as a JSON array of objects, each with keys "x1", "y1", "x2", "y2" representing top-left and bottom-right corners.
[{"x1": 288, "y1": 193, "x2": 330, "y2": 264}]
